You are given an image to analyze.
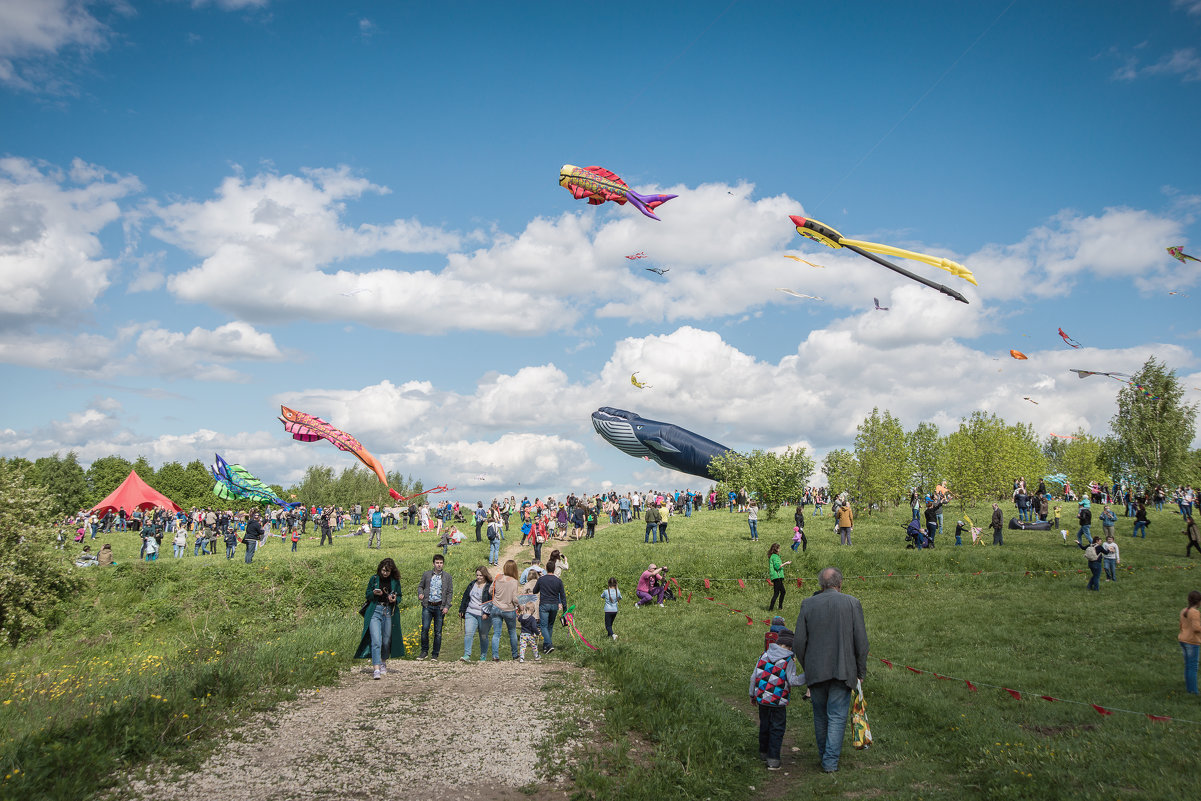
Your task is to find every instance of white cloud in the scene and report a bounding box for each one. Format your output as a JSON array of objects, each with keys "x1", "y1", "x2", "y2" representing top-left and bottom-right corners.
[
  {"x1": 1174, "y1": 0, "x2": 1201, "y2": 16},
  {"x1": 0, "y1": 0, "x2": 110, "y2": 90},
  {"x1": 0, "y1": 157, "x2": 141, "y2": 328},
  {"x1": 0, "y1": 321, "x2": 283, "y2": 381},
  {"x1": 189, "y1": 0, "x2": 270, "y2": 10},
  {"x1": 1112, "y1": 47, "x2": 1201, "y2": 83}
]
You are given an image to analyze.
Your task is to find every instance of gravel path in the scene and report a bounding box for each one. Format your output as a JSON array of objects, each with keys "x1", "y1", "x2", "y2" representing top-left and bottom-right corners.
[{"x1": 119, "y1": 536, "x2": 593, "y2": 801}]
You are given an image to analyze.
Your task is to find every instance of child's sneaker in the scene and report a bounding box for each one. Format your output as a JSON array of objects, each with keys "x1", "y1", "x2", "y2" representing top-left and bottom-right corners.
[
  {"x1": 380, "y1": 664, "x2": 387, "y2": 675},
  {"x1": 519, "y1": 657, "x2": 525, "y2": 663},
  {"x1": 372, "y1": 667, "x2": 381, "y2": 680},
  {"x1": 611, "y1": 634, "x2": 618, "y2": 641},
  {"x1": 766, "y1": 759, "x2": 781, "y2": 770}
]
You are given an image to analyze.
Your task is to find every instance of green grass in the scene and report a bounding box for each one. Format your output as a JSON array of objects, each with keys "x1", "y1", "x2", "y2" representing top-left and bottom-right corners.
[{"x1": 2, "y1": 507, "x2": 1199, "y2": 800}]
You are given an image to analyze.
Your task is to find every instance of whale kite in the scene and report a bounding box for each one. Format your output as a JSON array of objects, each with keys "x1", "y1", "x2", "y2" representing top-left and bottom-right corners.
[{"x1": 591, "y1": 406, "x2": 733, "y2": 479}]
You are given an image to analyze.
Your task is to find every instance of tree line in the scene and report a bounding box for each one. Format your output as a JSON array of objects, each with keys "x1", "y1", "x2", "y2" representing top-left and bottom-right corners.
[
  {"x1": 821, "y1": 358, "x2": 1200, "y2": 513},
  {"x1": 0, "y1": 452, "x2": 427, "y2": 518}
]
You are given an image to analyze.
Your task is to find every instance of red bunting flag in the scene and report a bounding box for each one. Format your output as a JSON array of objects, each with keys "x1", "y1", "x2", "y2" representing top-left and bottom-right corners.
[
  {"x1": 745, "y1": 616, "x2": 754, "y2": 626},
  {"x1": 934, "y1": 673, "x2": 951, "y2": 680},
  {"x1": 706, "y1": 597, "x2": 714, "y2": 601},
  {"x1": 704, "y1": 579, "x2": 711, "y2": 589},
  {"x1": 1004, "y1": 688, "x2": 1022, "y2": 700},
  {"x1": 796, "y1": 578, "x2": 804, "y2": 588},
  {"x1": 859, "y1": 576, "x2": 865, "y2": 581},
  {"x1": 737, "y1": 579, "x2": 746, "y2": 588},
  {"x1": 1147, "y1": 714, "x2": 1172, "y2": 722},
  {"x1": 1091, "y1": 704, "x2": 1113, "y2": 716},
  {"x1": 880, "y1": 659, "x2": 893, "y2": 669},
  {"x1": 686, "y1": 593, "x2": 692, "y2": 603},
  {"x1": 766, "y1": 578, "x2": 773, "y2": 586},
  {"x1": 906, "y1": 666, "x2": 923, "y2": 674},
  {"x1": 965, "y1": 680, "x2": 977, "y2": 692},
  {"x1": 1040, "y1": 695, "x2": 1058, "y2": 702}
]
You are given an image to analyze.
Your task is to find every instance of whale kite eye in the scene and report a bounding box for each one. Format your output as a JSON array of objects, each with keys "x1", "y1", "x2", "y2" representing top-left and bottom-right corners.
[{"x1": 636, "y1": 425, "x2": 642, "y2": 430}]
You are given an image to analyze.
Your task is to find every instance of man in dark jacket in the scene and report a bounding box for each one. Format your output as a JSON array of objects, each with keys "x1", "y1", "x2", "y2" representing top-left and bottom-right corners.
[
  {"x1": 990, "y1": 503, "x2": 1003, "y2": 546},
  {"x1": 793, "y1": 567, "x2": 868, "y2": 773},
  {"x1": 244, "y1": 514, "x2": 264, "y2": 564},
  {"x1": 417, "y1": 555, "x2": 453, "y2": 660}
]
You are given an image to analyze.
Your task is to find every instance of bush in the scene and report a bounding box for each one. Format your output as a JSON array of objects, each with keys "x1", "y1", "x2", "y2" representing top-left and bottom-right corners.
[{"x1": 0, "y1": 466, "x2": 75, "y2": 646}]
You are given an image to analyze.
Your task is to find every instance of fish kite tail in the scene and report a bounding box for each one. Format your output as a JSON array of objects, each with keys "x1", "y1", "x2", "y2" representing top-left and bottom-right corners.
[
  {"x1": 626, "y1": 190, "x2": 678, "y2": 220},
  {"x1": 388, "y1": 488, "x2": 402, "y2": 501}
]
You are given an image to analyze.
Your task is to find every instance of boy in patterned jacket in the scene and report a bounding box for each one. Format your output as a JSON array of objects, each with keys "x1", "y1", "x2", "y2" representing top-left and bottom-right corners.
[{"x1": 749, "y1": 629, "x2": 806, "y2": 770}]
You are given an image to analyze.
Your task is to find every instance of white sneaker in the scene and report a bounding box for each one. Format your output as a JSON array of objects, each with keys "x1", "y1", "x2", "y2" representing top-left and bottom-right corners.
[
  {"x1": 380, "y1": 664, "x2": 387, "y2": 675},
  {"x1": 611, "y1": 634, "x2": 618, "y2": 641},
  {"x1": 373, "y1": 667, "x2": 381, "y2": 680}
]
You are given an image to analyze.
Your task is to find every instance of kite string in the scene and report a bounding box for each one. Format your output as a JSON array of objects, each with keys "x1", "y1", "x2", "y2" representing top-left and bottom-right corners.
[{"x1": 811, "y1": 0, "x2": 1018, "y2": 215}]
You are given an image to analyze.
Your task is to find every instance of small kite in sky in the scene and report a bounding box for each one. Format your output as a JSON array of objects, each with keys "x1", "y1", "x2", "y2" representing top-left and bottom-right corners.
[
  {"x1": 340, "y1": 288, "x2": 371, "y2": 297},
  {"x1": 645, "y1": 266, "x2": 669, "y2": 276},
  {"x1": 630, "y1": 372, "x2": 652, "y2": 389},
  {"x1": 789, "y1": 215, "x2": 975, "y2": 304},
  {"x1": 1058, "y1": 328, "x2": 1082, "y2": 349},
  {"x1": 1023, "y1": 397, "x2": 1038, "y2": 405},
  {"x1": 873, "y1": 297, "x2": 889, "y2": 311},
  {"x1": 625, "y1": 251, "x2": 647, "y2": 260},
  {"x1": 475, "y1": 474, "x2": 487, "y2": 481},
  {"x1": 1044, "y1": 473, "x2": 1068, "y2": 485},
  {"x1": 1049, "y1": 433, "x2": 1078, "y2": 439},
  {"x1": 1169, "y1": 290, "x2": 1190, "y2": 297},
  {"x1": 784, "y1": 255, "x2": 826, "y2": 268},
  {"x1": 559, "y1": 164, "x2": 677, "y2": 221},
  {"x1": 776, "y1": 288, "x2": 823, "y2": 301},
  {"x1": 279, "y1": 405, "x2": 402, "y2": 500},
  {"x1": 1069, "y1": 369, "x2": 1160, "y2": 400},
  {"x1": 1167, "y1": 246, "x2": 1200, "y2": 264},
  {"x1": 1010, "y1": 350, "x2": 1028, "y2": 360}
]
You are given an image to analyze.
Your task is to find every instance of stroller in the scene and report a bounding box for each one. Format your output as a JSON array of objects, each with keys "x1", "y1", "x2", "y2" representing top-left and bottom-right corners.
[{"x1": 904, "y1": 519, "x2": 932, "y2": 549}]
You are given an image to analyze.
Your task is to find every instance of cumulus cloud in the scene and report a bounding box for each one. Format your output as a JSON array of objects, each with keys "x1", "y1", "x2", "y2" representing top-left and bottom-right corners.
[
  {"x1": 0, "y1": 320, "x2": 284, "y2": 381},
  {"x1": 0, "y1": 0, "x2": 111, "y2": 91},
  {"x1": 0, "y1": 157, "x2": 141, "y2": 329}
]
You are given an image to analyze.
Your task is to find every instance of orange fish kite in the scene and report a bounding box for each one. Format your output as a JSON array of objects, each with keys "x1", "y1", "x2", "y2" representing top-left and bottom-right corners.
[
  {"x1": 1010, "y1": 350, "x2": 1028, "y2": 360},
  {"x1": 279, "y1": 405, "x2": 401, "y2": 500}
]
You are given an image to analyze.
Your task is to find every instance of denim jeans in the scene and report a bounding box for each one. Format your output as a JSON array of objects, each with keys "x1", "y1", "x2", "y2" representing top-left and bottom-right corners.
[
  {"x1": 1182, "y1": 642, "x2": 1199, "y2": 694},
  {"x1": 173, "y1": 544, "x2": 184, "y2": 558},
  {"x1": 1103, "y1": 557, "x2": 1117, "y2": 581},
  {"x1": 369, "y1": 604, "x2": 391, "y2": 666},
  {"x1": 839, "y1": 527, "x2": 852, "y2": 546},
  {"x1": 685, "y1": 501, "x2": 691, "y2": 517},
  {"x1": 244, "y1": 539, "x2": 257, "y2": 563},
  {"x1": 645, "y1": 522, "x2": 657, "y2": 543},
  {"x1": 488, "y1": 538, "x2": 500, "y2": 564},
  {"x1": 749, "y1": 520, "x2": 758, "y2": 540},
  {"x1": 463, "y1": 612, "x2": 490, "y2": 660},
  {"x1": 421, "y1": 605, "x2": 445, "y2": 656},
  {"x1": 936, "y1": 512, "x2": 943, "y2": 535},
  {"x1": 758, "y1": 703, "x2": 787, "y2": 760},
  {"x1": 1133, "y1": 521, "x2": 1147, "y2": 538},
  {"x1": 539, "y1": 605, "x2": 558, "y2": 649},
  {"x1": 491, "y1": 609, "x2": 519, "y2": 659},
  {"x1": 810, "y1": 679, "x2": 852, "y2": 772},
  {"x1": 1077, "y1": 524, "x2": 1090, "y2": 546},
  {"x1": 1087, "y1": 560, "x2": 1102, "y2": 590}
]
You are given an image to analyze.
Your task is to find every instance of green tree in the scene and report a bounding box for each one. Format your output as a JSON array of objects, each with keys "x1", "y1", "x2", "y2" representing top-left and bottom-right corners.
[
  {"x1": 944, "y1": 412, "x2": 1006, "y2": 508},
  {"x1": 821, "y1": 448, "x2": 859, "y2": 499},
  {"x1": 31, "y1": 452, "x2": 89, "y2": 516},
  {"x1": 907, "y1": 422, "x2": 944, "y2": 494},
  {"x1": 0, "y1": 464, "x2": 74, "y2": 646},
  {"x1": 182, "y1": 460, "x2": 215, "y2": 508},
  {"x1": 85, "y1": 455, "x2": 133, "y2": 505},
  {"x1": 131, "y1": 455, "x2": 156, "y2": 483},
  {"x1": 1057, "y1": 433, "x2": 1105, "y2": 497},
  {"x1": 709, "y1": 447, "x2": 814, "y2": 520},
  {"x1": 1109, "y1": 357, "x2": 1199, "y2": 486},
  {"x1": 854, "y1": 408, "x2": 909, "y2": 513}
]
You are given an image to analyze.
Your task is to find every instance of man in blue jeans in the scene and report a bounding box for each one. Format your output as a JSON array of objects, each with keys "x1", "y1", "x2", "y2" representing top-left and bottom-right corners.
[
  {"x1": 793, "y1": 566, "x2": 869, "y2": 773},
  {"x1": 417, "y1": 555, "x2": 453, "y2": 659},
  {"x1": 532, "y1": 569, "x2": 566, "y2": 653}
]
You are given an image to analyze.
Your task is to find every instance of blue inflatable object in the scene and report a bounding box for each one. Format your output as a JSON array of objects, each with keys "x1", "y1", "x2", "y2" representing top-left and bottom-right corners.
[{"x1": 591, "y1": 407, "x2": 733, "y2": 479}]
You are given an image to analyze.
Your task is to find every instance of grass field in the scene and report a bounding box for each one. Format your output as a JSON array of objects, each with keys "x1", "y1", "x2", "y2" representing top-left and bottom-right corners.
[{"x1": 2, "y1": 502, "x2": 1199, "y2": 800}]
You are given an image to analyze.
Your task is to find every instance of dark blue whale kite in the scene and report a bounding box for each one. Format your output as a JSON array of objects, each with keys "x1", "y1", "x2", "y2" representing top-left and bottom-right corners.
[{"x1": 591, "y1": 407, "x2": 733, "y2": 479}]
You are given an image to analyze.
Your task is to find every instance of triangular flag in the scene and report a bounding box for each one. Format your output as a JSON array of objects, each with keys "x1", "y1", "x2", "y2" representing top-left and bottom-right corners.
[
  {"x1": 906, "y1": 666, "x2": 923, "y2": 674},
  {"x1": 965, "y1": 680, "x2": 977, "y2": 692},
  {"x1": 703, "y1": 579, "x2": 711, "y2": 589},
  {"x1": 1091, "y1": 704, "x2": 1113, "y2": 716},
  {"x1": 1040, "y1": 695, "x2": 1058, "y2": 702},
  {"x1": 737, "y1": 579, "x2": 746, "y2": 588},
  {"x1": 796, "y1": 578, "x2": 804, "y2": 588},
  {"x1": 880, "y1": 659, "x2": 893, "y2": 669},
  {"x1": 686, "y1": 593, "x2": 692, "y2": 603},
  {"x1": 1147, "y1": 714, "x2": 1172, "y2": 722},
  {"x1": 1004, "y1": 688, "x2": 1021, "y2": 700}
]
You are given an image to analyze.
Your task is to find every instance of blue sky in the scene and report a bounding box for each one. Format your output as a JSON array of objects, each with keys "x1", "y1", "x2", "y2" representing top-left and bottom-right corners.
[{"x1": 2, "y1": 0, "x2": 1200, "y2": 499}]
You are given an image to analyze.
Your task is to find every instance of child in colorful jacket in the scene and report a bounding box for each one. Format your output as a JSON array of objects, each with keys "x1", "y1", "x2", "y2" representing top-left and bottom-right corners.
[{"x1": 749, "y1": 629, "x2": 807, "y2": 770}]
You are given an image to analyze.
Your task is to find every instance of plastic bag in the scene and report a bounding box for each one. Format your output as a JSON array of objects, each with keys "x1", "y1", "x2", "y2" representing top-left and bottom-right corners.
[{"x1": 852, "y1": 679, "x2": 872, "y2": 749}]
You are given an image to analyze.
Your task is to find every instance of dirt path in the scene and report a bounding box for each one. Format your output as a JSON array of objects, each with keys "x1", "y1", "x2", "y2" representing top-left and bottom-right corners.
[
  {"x1": 117, "y1": 531, "x2": 596, "y2": 801},
  {"x1": 120, "y1": 659, "x2": 592, "y2": 801}
]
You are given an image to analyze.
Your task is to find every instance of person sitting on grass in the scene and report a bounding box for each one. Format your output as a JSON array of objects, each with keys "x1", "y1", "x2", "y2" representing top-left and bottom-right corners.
[
  {"x1": 749, "y1": 628, "x2": 807, "y2": 771},
  {"x1": 635, "y1": 564, "x2": 668, "y2": 607}
]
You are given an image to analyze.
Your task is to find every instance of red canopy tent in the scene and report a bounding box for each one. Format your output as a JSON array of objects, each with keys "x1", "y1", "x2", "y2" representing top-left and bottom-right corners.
[{"x1": 91, "y1": 470, "x2": 182, "y2": 515}]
